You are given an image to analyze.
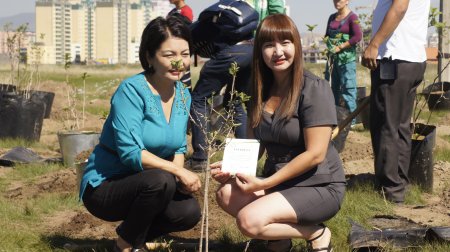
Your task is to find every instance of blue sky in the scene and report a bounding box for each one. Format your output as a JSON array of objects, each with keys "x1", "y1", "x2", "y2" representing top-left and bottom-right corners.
[{"x1": 0, "y1": 0, "x2": 440, "y2": 33}]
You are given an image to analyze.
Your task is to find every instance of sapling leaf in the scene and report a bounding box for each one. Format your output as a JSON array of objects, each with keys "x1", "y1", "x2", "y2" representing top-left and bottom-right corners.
[
  {"x1": 229, "y1": 62, "x2": 239, "y2": 76},
  {"x1": 170, "y1": 59, "x2": 184, "y2": 71},
  {"x1": 306, "y1": 24, "x2": 317, "y2": 32}
]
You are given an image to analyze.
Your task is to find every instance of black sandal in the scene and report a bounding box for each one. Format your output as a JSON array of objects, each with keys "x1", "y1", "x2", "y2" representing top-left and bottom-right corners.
[{"x1": 306, "y1": 224, "x2": 333, "y2": 252}]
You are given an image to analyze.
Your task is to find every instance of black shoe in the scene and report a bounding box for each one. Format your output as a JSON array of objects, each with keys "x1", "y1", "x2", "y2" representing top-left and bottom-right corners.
[{"x1": 306, "y1": 224, "x2": 333, "y2": 252}]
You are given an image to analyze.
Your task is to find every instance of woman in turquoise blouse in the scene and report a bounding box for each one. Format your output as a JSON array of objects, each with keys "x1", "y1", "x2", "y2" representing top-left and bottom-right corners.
[{"x1": 80, "y1": 16, "x2": 201, "y2": 252}]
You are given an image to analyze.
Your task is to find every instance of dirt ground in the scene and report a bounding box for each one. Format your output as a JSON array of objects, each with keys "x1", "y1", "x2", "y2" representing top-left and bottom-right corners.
[{"x1": 1, "y1": 80, "x2": 449, "y2": 250}]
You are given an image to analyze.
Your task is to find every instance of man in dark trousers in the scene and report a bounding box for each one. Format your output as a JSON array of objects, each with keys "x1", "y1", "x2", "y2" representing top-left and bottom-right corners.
[
  {"x1": 187, "y1": 1, "x2": 285, "y2": 171},
  {"x1": 362, "y1": 0, "x2": 429, "y2": 203},
  {"x1": 188, "y1": 31, "x2": 254, "y2": 171}
]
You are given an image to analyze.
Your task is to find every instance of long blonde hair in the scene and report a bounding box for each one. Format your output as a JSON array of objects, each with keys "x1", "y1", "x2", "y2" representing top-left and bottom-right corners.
[{"x1": 249, "y1": 14, "x2": 304, "y2": 128}]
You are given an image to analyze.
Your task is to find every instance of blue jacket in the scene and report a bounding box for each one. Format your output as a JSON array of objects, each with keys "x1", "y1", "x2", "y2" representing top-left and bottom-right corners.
[{"x1": 79, "y1": 73, "x2": 191, "y2": 199}]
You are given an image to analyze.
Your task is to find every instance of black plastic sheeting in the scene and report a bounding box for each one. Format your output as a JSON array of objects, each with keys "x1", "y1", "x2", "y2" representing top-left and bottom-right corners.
[
  {"x1": 349, "y1": 217, "x2": 450, "y2": 250},
  {"x1": 0, "y1": 147, "x2": 61, "y2": 166}
]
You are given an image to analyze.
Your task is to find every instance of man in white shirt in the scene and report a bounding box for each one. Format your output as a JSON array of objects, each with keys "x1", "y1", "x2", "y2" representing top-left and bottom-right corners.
[{"x1": 362, "y1": 0, "x2": 429, "y2": 203}]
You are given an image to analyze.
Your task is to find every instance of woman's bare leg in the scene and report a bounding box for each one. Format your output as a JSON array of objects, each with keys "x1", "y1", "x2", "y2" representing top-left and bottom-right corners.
[
  {"x1": 235, "y1": 191, "x2": 332, "y2": 250},
  {"x1": 215, "y1": 179, "x2": 266, "y2": 217}
]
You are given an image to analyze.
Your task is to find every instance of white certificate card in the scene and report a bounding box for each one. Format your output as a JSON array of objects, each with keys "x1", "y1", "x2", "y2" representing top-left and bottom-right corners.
[{"x1": 221, "y1": 138, "x2": 260, "y2": 176}]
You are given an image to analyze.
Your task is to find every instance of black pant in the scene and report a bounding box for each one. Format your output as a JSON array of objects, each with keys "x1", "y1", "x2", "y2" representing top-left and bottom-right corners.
[
  {"x1": 82, "y1": 169, "x2": 201, "y2": 248},
  {"x1": 191, "y1": 44, "x2": 253, "y2": 160},
  {"x1": 370, "y1": 60, "x2": 426, "y2": 202}
]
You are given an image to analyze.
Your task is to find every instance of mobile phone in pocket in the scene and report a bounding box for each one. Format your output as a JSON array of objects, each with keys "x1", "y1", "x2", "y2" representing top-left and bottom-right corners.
[{"x1": 380, "y1": 59, "x2": 397, "y2": 80}]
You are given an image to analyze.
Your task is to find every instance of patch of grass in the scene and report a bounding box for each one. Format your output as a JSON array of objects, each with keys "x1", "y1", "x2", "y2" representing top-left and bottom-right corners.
[
  {"x1": 210, "y1": 150, "x2": 224, "y2": 164},
  {"x1": 404, "y1": 242, "x2": 450, "y2": 252},
  {"x1": 351, "y1": 124, "x2": 372, "y2": 138},
  {"x1": 404, "y1": 184, "x2": 425, "y2": 205},
  {"x1": 435, "y1": 147, "x2": 450, "y2": 162},
  {"x1": 216, "y1": 223, "x2": 247, "y2": 246},
  {"x1": 0, "y1": 197, "x2": 39, "y2": 224},
  {"x1": 0, "y1": 194, "x2": 81, "y2": 251},
  {"x1": 4, "y1": 163, "x2": 66, "y2": 182},
  {"x1": 0, "y1": 228, "x2": 53, "y2": 251},
  {"x1": 413, "y1": 107, "x2": 448, "y2": 125},
  {"x1": 0, "y1": 162, "x2": 80, "y2": 251},
  {"x1": 324, "y1": 182, "x2": 393, "y2": 250},
  {"x1": 441, "y1": 135, "x2": 450, "y2": 143},
  {"x1": 36, "y1": 64, "x2": 139, "y2": 88},
  {"x1": 30, "y1": 192, "x2": 80, "y2": 216},
  {"x1": 84, "y1": 105, "x2": 110, "y2": 117},
  {"x1": 0, "y1": 138, "x2": 48, "y2": 149},
  {"x1": 0, "y1": 197, "x2": 58, "y2": 251}
]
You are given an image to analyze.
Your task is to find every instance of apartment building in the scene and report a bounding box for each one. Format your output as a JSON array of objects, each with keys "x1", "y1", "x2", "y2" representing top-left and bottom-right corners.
[{"x1": 35, "y1": 0, "x2": 172, "y2": 64}]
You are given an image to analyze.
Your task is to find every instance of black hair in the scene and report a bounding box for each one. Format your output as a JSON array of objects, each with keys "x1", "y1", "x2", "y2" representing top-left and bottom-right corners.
[
  {"x1": 139, "y1": 16, "x2": 192, "y2": 73},
  {"x1": 168, "y1": 12, "x2": 192, "y2": 26}
]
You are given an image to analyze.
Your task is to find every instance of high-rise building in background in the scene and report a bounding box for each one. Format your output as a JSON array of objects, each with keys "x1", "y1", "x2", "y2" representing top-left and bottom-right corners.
[{"x1": 35, "y1": 0, "x2": 172, "y2": 64}]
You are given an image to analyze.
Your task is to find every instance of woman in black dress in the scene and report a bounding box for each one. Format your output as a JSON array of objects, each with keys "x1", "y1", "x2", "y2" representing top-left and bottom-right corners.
[{"x1": 211, "y1": 14, "x2": 345, "y2": 252}]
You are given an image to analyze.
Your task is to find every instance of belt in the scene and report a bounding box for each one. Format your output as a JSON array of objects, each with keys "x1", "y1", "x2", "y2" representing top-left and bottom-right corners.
[
  {"x1": 266, "y1": 154, "x2": 293, "y2": 163},
  {"x1": 99, "y1": 142, "x2": 118, "y2": 156},
  {"x1": 98, "y1": 143, "x2": 173, "y2": 161}
]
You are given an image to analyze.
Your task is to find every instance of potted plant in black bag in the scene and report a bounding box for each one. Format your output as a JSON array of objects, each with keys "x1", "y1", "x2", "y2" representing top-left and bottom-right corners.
[
  {"x1": 420, "y1": 6, "x2": 450, "y2": 111},
  {"x1": 407, "y1": 7, "x2": 450, "y2": 193},
  {"x1": 409, "y1": 60, "x2": 450, "y2": 193},
  {"x1": 0, "y1": 23, "x2": 54, "y2": 142}
]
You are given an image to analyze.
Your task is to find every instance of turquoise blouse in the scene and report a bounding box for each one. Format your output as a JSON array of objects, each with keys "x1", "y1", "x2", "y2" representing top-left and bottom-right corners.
[{"x1": 79, "y1": 72, "x2": 191, "y2": 199}]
